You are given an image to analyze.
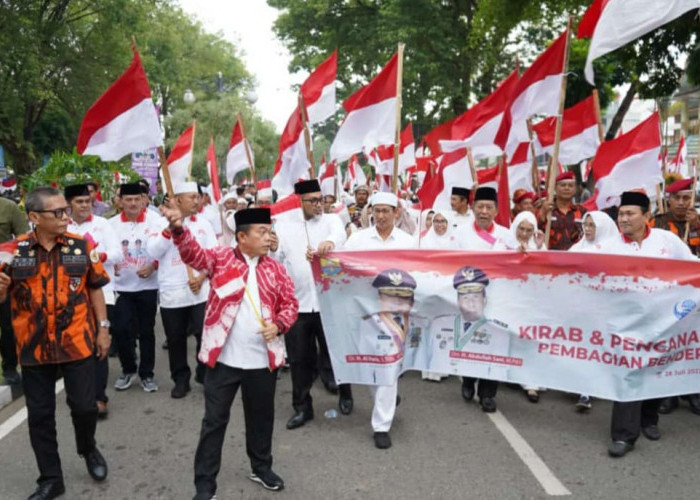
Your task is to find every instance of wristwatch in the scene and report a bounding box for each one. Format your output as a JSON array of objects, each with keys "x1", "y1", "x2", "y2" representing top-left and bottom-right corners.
[{"x1": 98, "y1": 320, "x2": 111, "y2": 329}]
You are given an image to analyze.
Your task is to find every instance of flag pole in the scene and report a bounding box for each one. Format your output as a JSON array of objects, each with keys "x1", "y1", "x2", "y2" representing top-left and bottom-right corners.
[
  {"x1": 684, "y1": 163, "x2": 697, "y2": 241},
  {"x1": 236, "y1": 112, "x2": 257, "y2": 185},
  {"x1": 544, "y1": 17, "x2": 573, "y2": 249},
  {"x1": 187, "y1": 120, "x2": 197, "y2": 181},
  {"x1": 466, "y1": 147, "x2": 479, "y2": 190},
  {"x1": 592, "y1": 90, "x2": 605, "y2": 142},
  {"x1": 157, "y1": 146, "x2": 174, "y2": 198},
  {"x1": 298, "y1": 93, "x2": 316, "y2": 178},
  {"x1": 333, "y1": 162, "x2": 339, "y2": 200},
  {"x1": 392, "y1": 43, "x2": 405, "y2": 193},
  {"x1": 526, "y1": 119, "x2": 541, "y2": 196}
]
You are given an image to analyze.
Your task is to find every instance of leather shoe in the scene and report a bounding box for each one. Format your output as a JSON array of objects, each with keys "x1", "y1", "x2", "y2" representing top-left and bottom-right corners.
[
  {"x1": 171, "y1": 381, "x2": 191, "y2": 399},
  {"x1": 641, "y1": 424, "x2": 661, "y2": 441},
  {"x1": 28, "y1": 481, "x2": 65, "y2": 500},
  {"x1": 685, "y1": 394, "x2": 700, "y2": 415},
  {"x1": 339, "y1": 397, "x2": 354, "y2": 415},
  {"x1": 373, "y1": 431, "x2": 392, "y2": 449},
  {"x1": 286, "y1": 409, "x2": 313, "y2": 429},
  {"x1": 84, "y1": 447, "x2": 108, "y2": 481},
  {"x1": 658, "y1": 396, "x2": 678, "y2": 414},
  {"x1": 480, "y1": 397, "x2": 497, "y2": 413},
  {"x1": 96, "y1": 400, "x2": 108, "y2": 420},
  {"x1": 461, "y1": 381, "x2": 475, "y2": 402},
  {"x1": 608, "y1": 440, "x2": 634, "y2": 457},
  {"x1": 526, "y1": 390, "x2": 539, "y2": 403}
]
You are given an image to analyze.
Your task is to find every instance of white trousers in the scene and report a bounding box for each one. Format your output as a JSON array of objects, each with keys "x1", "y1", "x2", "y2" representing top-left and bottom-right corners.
[{"x1": 369, "y1": 382, "x2": 398, "y2": 432}]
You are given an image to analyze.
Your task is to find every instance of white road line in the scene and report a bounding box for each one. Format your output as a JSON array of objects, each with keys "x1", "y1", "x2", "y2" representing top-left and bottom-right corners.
[
  {"x1": 0, "y1": 379, "x2": 64, "y2": 442},
  {"x1": 488, "y1": 410, "x2": 571, "y2": 496}
]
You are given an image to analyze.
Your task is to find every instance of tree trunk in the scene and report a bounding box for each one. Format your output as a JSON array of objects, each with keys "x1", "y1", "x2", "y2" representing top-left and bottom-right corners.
[{"x1": 605, "y1": 78, "x2": 640, "y2": 140}]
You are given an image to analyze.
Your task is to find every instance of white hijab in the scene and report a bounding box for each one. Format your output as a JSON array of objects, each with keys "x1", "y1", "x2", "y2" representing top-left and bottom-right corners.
[
  {"x1": 496, "y1": 211, "x2": 540, "y2": 251},
  {"x1": 570, "y1": 211, "x2": 618, "y2": 253},
  {"x1": 420, "y1": 210, "x2": 457, "y2": 249}
]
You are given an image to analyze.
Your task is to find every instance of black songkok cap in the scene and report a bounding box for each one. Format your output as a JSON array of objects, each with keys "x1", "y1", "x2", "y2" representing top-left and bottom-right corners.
[
  {"x1": 120, "y1": 182, "x2": 143, "y2": 196},
  {"x1": 137, "y1": 179, "x2": 149, "y2": 194},
  {"x1": 451, "y1": 187, "x2": 470, "y2": 198},
  {"x1": 64, "y1": 183, "x2": 90, "y2": 201},
  {"x1": 474, "y1": 186, "x2": 498, "y2": 203},
  {"x1": 294, "y1": 179, "x2": 321, "y2": 195},
  {"x1": 619, "y1": 191, "x2": 650, "y2": 212},
  {"x1": 234, "y1": 208, "x2": 271, "y2": 228}
]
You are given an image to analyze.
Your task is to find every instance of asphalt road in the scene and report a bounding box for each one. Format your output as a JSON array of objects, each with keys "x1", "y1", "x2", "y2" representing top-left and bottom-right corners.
[{"x1": 1, "y1": 321, "x2": 700, "y2": 500}]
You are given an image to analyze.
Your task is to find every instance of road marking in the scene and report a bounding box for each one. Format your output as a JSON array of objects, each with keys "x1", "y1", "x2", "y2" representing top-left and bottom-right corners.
[
  {"x1": 0, "y1": 379, "x2": 64, "y2": 442},
  {"x1": 488, "y1": 410, "x2": 571, "y2": 496}
]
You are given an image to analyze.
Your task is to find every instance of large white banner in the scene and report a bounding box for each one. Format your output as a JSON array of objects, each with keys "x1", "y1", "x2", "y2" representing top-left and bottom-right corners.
[{"x1": 312, "y1": 250, "x2": 700, "y2": 401}]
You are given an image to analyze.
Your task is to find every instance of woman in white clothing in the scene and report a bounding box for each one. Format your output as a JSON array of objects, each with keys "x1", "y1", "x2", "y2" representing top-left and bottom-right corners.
[{"x1": 420, "y1": 210, "x2": 458, "y2": 249}]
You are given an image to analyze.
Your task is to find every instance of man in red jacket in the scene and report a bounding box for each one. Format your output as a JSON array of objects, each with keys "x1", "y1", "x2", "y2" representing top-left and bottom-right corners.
[{"x1": 160, "y1": 204, "x2": 298, "y2": 498}]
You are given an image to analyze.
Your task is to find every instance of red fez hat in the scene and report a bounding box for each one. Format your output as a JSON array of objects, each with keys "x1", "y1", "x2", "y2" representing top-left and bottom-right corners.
[
  {"x1": 665, "y1": 178, "x2": 693, "y2": 194},
  {"x1": 555, "y1": 171, "x2": 575, "y2": 182},
  {"x1": 514, "y1": 191, "x2": 536, "y2": 204}
]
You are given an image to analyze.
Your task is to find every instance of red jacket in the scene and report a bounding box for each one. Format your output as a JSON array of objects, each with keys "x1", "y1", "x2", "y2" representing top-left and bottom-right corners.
[{"x1": 172, "y1": 227, "x2": 298, "y2": 368}]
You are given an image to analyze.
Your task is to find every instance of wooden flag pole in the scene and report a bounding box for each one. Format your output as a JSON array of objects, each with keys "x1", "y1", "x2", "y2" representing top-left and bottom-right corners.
[
  {"x1": 684, "y1": 163, "x2": 698, "y2": 241},
  {"x1": 237, "y1": 112, "x2": 257, "y2": 185},
  {"x1": 466, "y1": 147, "x2": 479, "y2": 190},
  {"x1": 592, "y1": 89, "x2": 605, "y2": 142},
  {"x1": 544, "y1": 16, "x2": 573, "y2": 249},
  {"x1": 298, "y1": 93, "x2": 316, "y2": 178},
  {"x1": 391, "y1": 43, "x2": 405, "y2": 193},
  {"x1": 526, "y1": 119, "x2": 541, "y2": 195},
  {"x1": 157, "y1": 146, "x2": 174, "y2": 198},
  {"x1": 186, "y1": 120, "x2": 197, "y2": 180}
]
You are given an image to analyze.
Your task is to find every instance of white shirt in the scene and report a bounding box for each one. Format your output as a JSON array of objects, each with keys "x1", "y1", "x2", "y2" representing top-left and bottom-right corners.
[
  {"x1": 201, "y1": 204, "x2": 222, "y2": 236},
  {"x1": 273, "y1": 213, "x2": 346, "y2": 312},
  {"x1": 147, "y1": 214, "x2": 217, "y2": 308},
  {"x1": 604, "y1": 227, "x2": 695, "y2": 261},
  {"x1": 218, "y1": 254, "x2": 269, "y2": 369},
  {"x1": 343, "y1": 225, "x2": 417, "y2": 250},
  {"x1": 451, "y1": 210, "x2": 474, "y2": 229},
  {"x1": 68, "y1": 214, "x2": 121, "y2": 305},
  {"x1": 455, "y1": 221, "x2": 510, "y2": 251},
  {"x1": 108, "y1": 210, "x2": 161, "y2": 291}
]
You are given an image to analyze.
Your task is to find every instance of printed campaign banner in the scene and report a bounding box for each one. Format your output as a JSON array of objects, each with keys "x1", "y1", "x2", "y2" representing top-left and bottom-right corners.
[
  {"x1": 131, "y1": 147, "x2": 159, "y2": 195},
  {"x1": 312, "y1": 250, "x2": 700, "y2": 401}
]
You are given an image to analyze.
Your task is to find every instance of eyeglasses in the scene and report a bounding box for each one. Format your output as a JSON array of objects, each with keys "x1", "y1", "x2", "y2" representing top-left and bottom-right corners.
[
  {"x1": 302, "y1": 197, "x2": 323, "y2": 205},
  {"x1": 433, "y1": 219, "x2": 448, "y2": 224},
  {"x1": 34, "y1": 207, "x2": 70, "y2": 218}
]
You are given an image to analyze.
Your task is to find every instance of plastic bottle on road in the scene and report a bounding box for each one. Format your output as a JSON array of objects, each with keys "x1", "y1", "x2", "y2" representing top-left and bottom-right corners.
[{"x1": 324, "y1": 409, "x2": 338, "y2": 419}]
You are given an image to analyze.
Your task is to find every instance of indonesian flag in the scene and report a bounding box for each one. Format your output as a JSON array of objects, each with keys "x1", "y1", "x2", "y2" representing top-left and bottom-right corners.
[
  {"x1": 496, "y1": 162, "x2": 511, "y2": 228},
  {"x1": 441, "y1": 70, "x2": 520, "y2": 159},
  {"x1": 301, "y1": 51, "x2": 337, "y2": 125},
  {"x1": 270, "y1": 193, "x2": 303, "y2": 226},
  {"x1": 579, "y1": 159, "x2": 594, "y2": 182},
  {"x1": 345, "y1": 154, "x2": 367, "y2": 189},
  {"x1": 532, "y1": 95, "x2": 601, "y2": 165},
  {"x1": 508, "y1": 142, "x2": 535, "y2": 196},
  {"x1": 585, "y1": 112, "x2": 662, "y2": 210},
  {"x1": 477, "y1": 165, "x2": 499, "y2": 189},
  {"x1": 226, "y1": 120, "x2": 254, "y2": 184},
  {"x1": 319, "y1": 157, "x2": 340, "y2": 197},
  {"x1": 406, "y1": 156, "x2": 434, "y2": 187},
  {"x1": 77, "y1": 51, "x2": 163, "y2": 160},
  {"x1": 578, "y1": 0, "x2": 699, "y2": 84},
  {"x1": 256, "y1": 179, "x2": 273, "y2": 200},
  {"x1": 376, "y1": 174, "x2": 392, "y2": 193},
  {"x1": 166, "y1": 125, "x2": 195, "y2": 186},
  {"x1": 420, "y1": 148, "x2": 476, "y2": 211},
  {"x1": 206, "y1": 139, "x2": 221, "y2": 203},
  {"x1": 669, "y1": 135, "x2": 688, "y2": 176},
  {"x1": 272, "y1": 107, "x2": 310, "y2": 197},
  {"x1": 494, "y1": 30, "x2": 568, "y2": 158},
  {"x1": 330, "y1": 53, "x2": 398, "y2": 161},
  {"x1": 423, "y1": 117, "x2": 457, "y2": 155}
]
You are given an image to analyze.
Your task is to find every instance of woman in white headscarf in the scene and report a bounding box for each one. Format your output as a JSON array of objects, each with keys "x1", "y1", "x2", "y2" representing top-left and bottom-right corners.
[
  {"x1": 568, "y1": 210, "x2": 618, "y2": 412},
  {"x1": 570, "y1": 211, "x2": 618, "y2": 253},
  {"x1": 493, "y1": 211, "x2": 545, "y2": 252},
  {"x1": 419, "y1": 210, "x2": 458, "y2": 249}
]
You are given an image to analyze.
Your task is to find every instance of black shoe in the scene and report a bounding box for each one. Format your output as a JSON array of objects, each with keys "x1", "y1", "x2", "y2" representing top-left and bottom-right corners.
[
  {"x1": 526, "y1": 390, "x2": 539, "y2": 403},
  {"x1": 171, "y1": 381, "x2": 191, "y2": 399},
  {"x1": 373, "y1": 431, "x2": 392, "y2": 449},
  {"x1": 480, "y1": 397, "x2": 497, "y2": 413},
  {"x1": 248, "y1": 469, "x2": 284, "y2": 491},
  {"x1": 461, "y1": 381, "x2": 475, "y2": 402},
  {"x1": 2, "y1": 370, "x2": 21, "y2": 385},
  {"x1": 192, "y1": 493, "x2": 217, "y2": 500},
  {"x1": 286, "y1": 409, "x2": 313, "y2": 429},
  {"x1": 641, "y1": 424, "x2": 661, "y2": 441},
  {"x1": 28, "y1": 481, "x2": 65, "y2": 500},
  {"x1": 685, "y1": 394, "x2": 700, "y2": 415},
  {"x1": 339, "y1": 397, "x2": 354, "y2": 415},
  {"x1": 658, "y1": 396, "x2": 679, "y2": 414},
  {"x1": 83, "y1": 447, "x2": 108, "y2": 481},
  {"x1": 608, "y1": 440, "x2": 634, "y2": 457}
]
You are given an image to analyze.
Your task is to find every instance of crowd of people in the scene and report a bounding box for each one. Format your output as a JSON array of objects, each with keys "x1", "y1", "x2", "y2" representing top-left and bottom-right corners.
[{"x1": 0, "y1": 170, "x2": 698, "y2": 499}]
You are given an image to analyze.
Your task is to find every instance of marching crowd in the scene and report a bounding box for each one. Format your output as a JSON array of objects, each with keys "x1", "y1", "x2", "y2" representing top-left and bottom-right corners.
[{"x1": 0, "y1": 171, "x2": 699, "y2": 500}]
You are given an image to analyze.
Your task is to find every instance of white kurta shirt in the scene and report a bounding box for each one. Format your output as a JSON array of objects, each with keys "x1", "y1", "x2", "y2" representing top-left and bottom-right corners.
[
  {"x1": 604, "y1": 227, "x2": 695, "y2": 261},
  {"x1": 455, "y1": 221, "x2": 510, "y2": 251},
  {"x1": 108, "y1": 210, "x2": 161, "y2": 292},
  {"x1": 343, "y1": 225, "x2": 416, "y2": 250}
]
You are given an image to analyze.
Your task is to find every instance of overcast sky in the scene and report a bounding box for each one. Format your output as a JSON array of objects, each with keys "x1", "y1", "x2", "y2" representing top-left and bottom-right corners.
[{"x1": 178, "y1": 0, "x2": 304, "y2": 132}]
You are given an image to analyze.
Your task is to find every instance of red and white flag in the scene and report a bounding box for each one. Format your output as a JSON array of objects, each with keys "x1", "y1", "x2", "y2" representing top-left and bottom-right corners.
[
  {"x1": 579, "y1": 159, "x2": 593, "y2": 183},
  {"x1": 77, "y1": 51, "x2": 163, "y2": 160},
  {"x1": 206, "y1": 139, "x2": 221, "y2": 203},
  {"x1": 272, "y1": 107, "x2": 310, "y2": 197},
  {"x1": 319, "y1": 157, "x2": 340, "y2": 197},
  {"x1": 166, "y1": 124, "x2": 195, "y2": 186},
  {"x1": 301, "y1": 51, "x2": 337, "y2": 125},
  {"x1": 508, "y1": 142, "x2": 535, "y2": 196},
  {"x1": 495, "y1": 30, "x2": 568, "y2": 157},
  {"x1": 669, "y1": 135, "x2": 688, "y2": 176},
  {"x1": 532, "y1": 95, "x2": 601, "y2": 165},
  {"x1": 579, "y1": 0, "x2": 699, "y2": 84},
  {"x1": 585, "y1": 112, "x2": 662, "y2": 210},
  {"x1": 330, "y1": 53, "x2": 399, "y2": 161},
  {"x1": 345, "y1": 154, "x2": 367, "y2": 189},
  {"x1": 256, "y1": 179, "x2": 273, "y2": 201},
  {"x1": 423, "y1": 117, "x2": 457, "y2": 155},
  {"x1": 226, "y1": 120, "x2": 254, "y2": 184},
  {"x1": 419, "y1": 148, "x2": 476, "y2": 211},
  {"x1": 406, "y1": 156, "x2": 434, "y2": 187},
  {"x1": 270, "y1": 193, "x2": 303, "y2": 226},
  {"x1": 367, "y1": 122, "x2": 416, "y2": 175},
  {"x1": 495, "y1": 162, "x2": 511, "y2": 228},
  {"x1": 477, "y1": 165, "x2": 499, "y2": 189},
  {"x1": 441, "y1": 70, "x2": 520, "y2": 159}
]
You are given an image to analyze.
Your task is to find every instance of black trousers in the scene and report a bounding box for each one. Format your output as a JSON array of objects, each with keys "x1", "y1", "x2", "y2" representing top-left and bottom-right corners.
[
  {"x1": 462, "y1": 377, "x2": 498, "y2": 399},
  {"x1": 160, "y1": 303, "x2": 206, "y2": 384},
  {"x1": 22, "y1": 356, "x2": 97, "y2": 486},
  {"x1": 611, "y1": 399, "x2": 662, "y2": 442},
  {"x1": 94, "y1": 304, "x2": 115, "y2": 403},
  {"x1": 0, "y1": 299, "x2": 17, "y2": 373},
  {"x1": 112, "y1": 290, "x2": 158, "y2": 378},
  {"x1": 194, "y1": 363, "x2": 277, "y2": 495},
  {"x1": 284, "y1": 312, "x2": 336, "y2": 411}
]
